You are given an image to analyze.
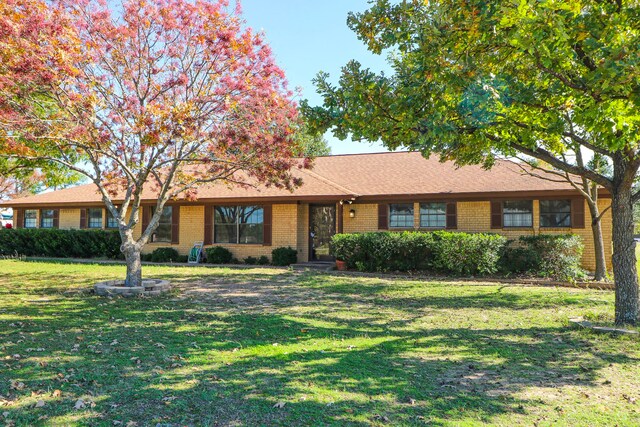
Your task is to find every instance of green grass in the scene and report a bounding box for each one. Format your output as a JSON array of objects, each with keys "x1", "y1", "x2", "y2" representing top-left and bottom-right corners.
[{"x1": 0, "y1": 260, "x2": 639, "y2": 426}]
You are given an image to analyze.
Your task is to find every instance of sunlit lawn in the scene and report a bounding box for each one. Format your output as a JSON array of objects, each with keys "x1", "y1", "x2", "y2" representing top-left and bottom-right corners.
[{"x1": 1, "y1": 260, "x2": 639, "y2": 426}]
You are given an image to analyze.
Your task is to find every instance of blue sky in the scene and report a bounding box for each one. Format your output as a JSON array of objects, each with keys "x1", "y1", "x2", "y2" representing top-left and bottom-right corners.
[{"x1": 241, "y1": 1, "x2": 391, "y2": 155}]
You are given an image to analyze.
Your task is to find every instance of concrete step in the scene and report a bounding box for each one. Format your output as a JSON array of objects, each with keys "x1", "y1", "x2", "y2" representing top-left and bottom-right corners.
[{"x1": 291, "y1": 262, "x2": 336, "y2": 272}]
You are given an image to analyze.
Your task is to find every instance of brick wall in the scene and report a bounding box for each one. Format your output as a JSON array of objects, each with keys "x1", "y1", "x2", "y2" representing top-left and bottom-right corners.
[
  {"x1": 33, "y1": 197, "x2": 615, "y2": 270},
  {"x1": 343, "y1": 203, "x2": 378, "y2": 233},
  {"x1": 341, "y1": 199, "x2": 613, "y2": 272},
  {"x1": 140, "y1": 204, "x2": 301, "y2": 260}
]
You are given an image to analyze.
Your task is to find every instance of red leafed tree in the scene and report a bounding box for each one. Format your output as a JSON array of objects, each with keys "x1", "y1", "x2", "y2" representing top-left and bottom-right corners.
[{"x1": 0, "y1": 0, "x2": 303, "y2": 286}]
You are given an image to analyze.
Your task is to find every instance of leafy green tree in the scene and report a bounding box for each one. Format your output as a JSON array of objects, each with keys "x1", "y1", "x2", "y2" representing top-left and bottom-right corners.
[
  {"x1": 293, "y1": 121, "x2": 331, "y2": 157},
  {"x1": 0, "y1": 159, "x2": 83, "y2": 200},
  {"x1": 304, "y1": 1, "x2": 640, "y2": 324}
]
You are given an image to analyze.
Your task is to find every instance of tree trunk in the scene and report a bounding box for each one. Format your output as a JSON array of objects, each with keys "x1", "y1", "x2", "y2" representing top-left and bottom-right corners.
[
  {"x1": 123, "y1": 246, "x2": 143, "y2": 288},
  {"x1": 588, "y1": 203, "x2": 608, "y2": 281},
  {"x1": 611, "y1": 187, "x2": 639, "y2": 325}
]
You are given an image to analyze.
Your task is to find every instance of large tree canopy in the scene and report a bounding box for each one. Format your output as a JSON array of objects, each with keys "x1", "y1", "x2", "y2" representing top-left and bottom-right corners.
[
  {"x1": 0, "y1": 0, "x2": 303, "y2": 286},
  {"x1": 304, "y1": 0, "x2": 640, "y2": 324}
]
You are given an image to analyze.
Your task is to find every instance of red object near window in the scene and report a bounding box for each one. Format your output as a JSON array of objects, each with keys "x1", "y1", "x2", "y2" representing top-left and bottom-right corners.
[{"x1": 5, "y1": 223, "x2": 12, "y2": 229}]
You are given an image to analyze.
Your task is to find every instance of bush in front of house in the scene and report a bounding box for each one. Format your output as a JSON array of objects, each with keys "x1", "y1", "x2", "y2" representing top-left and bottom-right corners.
[
  {"x1": 244, "y1": 256, "x2": 258, "y2": 265},
  {"x1": 149, "y1": 247, "x2": 180, "y2": 263},
  {"x1": 331, "y1": 231, "x2": 507, "y2": 275},
  {"x1": 502, "y1": 234, "x2": 585, "y2": 280},
  {"x1": 430, "y1": 231, "x2": 507, "y2": 275},
  {"x1": 257, "y1": 255, "x2": 270, "y2": 265},
  {"x1": 271, "y1": 246, "x2": 297, "y2": 266},
  {"x1": 0, "y1": 228, "x2": 122, "y2": 259},
  {"x1": 331, "y1": 231, "x2": 436, "y2": 272},
  {"x1": 205, "y1": 246, "x2": 233, "y2": 264}
]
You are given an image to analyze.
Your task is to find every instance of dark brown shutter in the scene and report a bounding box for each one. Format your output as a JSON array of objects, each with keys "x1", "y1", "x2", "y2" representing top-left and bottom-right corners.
[
  {"x1": 378, "y1": 204, "x2": 388, "y2": 230},
  {"x1": 571, "y1": 198, "x2": 585, "y2": 229},
  {"x1": 446, "y1": 202, "x2": 457, "y2": 229},
  {"x1": 14, "y1": 209, "x2": 23, "y2": 229},
  {"x1": 80, "y1": 208, "x2": 87, "y2": 229},
  {"x1": 204, "y1": 205, "x2": 213, "y2": 245},
  {"x1": 337, "y1": 203, "x2": 344, "y2": 234},
  {"x1": 171, "y1": 206, "x2": 180, "y2": 244},
  {"x1": 262, "y1": 204, "x2": 272, "y2": 246},
  {"x1": 141, "y1": 206, "x2": 150, "y2": 233},
  {"x1": 53, "y1": 209, "x2": 59, "y2": 229},
  {"x1": 490, "y1": 201, "x2": 502, "y2": 229}
]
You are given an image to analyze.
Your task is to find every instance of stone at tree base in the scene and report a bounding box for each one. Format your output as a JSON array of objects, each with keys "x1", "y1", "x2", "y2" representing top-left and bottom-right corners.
[{"x1": 94, "y1": 279, "x2": 170, "y2": 297}]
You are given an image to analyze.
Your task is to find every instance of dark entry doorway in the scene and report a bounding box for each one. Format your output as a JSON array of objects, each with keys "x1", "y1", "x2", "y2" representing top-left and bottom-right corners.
[{"x1": 309, "y1": 204, "x2": 336, "y2": 261}]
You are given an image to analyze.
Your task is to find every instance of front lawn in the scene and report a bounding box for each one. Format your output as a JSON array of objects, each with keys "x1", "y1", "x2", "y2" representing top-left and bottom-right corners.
[{"x1": 0, "y1": 260, "x2": 639, "y2": 426}]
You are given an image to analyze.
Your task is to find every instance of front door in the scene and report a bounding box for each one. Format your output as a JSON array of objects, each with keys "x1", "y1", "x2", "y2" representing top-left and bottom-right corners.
[{"x1": 309, "y1": 204, "x2": 336, "y2": 261}]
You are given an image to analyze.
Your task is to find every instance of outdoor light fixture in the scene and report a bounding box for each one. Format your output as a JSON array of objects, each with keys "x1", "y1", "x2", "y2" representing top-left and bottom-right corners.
[{"x1": 349, "y1": 209, "x2": 356, "y2": 218}]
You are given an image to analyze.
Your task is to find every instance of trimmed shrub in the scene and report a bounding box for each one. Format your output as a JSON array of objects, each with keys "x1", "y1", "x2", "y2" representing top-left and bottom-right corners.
[
  {"x1": 205, "y1": 246, "x2": 233, "y2": 264},
  {"x1": 331, "y1": 231, "x2": 506, "y2": 275},
  {"x1": 257, "y1": 255, "x2": 270, "y2": 265},
  {"x1": 502, "y1": 234, "x2": 585, "y2": 280},
  {"x1": 430, "y1": 231, "x2": 507, "y2": 275},
  {"x1": 331, "y1": 231, "x2": 435, "y2": 272},
  {"x1": 150, "y1": 247, "x2": 180, "y2": 263},
  {"x1": 271, "y1": 246, "x2": 297, "y2": 266},
  {"x1": 0, "y1": 228, "x2": 122, "y2": 259},
  {"x1": 244, "y1": 256, "x2": 258, "y2": 265}
]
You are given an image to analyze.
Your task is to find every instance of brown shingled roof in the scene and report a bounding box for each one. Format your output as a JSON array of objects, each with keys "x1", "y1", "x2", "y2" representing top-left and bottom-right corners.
[{"x1": 2, "y1": 151, "x2": 586, "y2": 207}]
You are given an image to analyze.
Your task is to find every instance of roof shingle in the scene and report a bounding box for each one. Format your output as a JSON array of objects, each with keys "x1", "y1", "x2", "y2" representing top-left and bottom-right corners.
[{"x1": 2, "y1": 151, "x2": 583, "y2": 207}]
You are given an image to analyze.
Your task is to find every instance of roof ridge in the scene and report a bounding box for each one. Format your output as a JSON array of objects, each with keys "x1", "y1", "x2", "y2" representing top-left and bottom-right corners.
[{"x1": 298, "y1": 167, "x2": 359, "y2": 198}]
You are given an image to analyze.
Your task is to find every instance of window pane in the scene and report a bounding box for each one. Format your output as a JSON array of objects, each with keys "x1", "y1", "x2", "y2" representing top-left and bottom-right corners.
[
  {"x1": 215, "y1": 206, "x2": 238, "y2": 224},
  {"x1": 24, "y1": 210, "x2": 37, "y2": 228},
  {"x1": 40, "y1": 209, "x2": 55, "y2": 229},
  {"x1": 238, "y1": 206, "x2": 264, "y2": 244},
  {"x1": 540, "y1": 200, "x2": 571, "y2": 213},
  {"x1": 152, "y1": 206, "x2": 173, "y2": 243},
  {"x1": 88, "y1": 208, "x2": 103, "y2": 228},
  {"x1": 420, "y1": 202, "x2": 446, "y2": 228},
  {"x1": 106, "y1": 210, "x2": 119, "y2": 229},
  {"x1": 503, "y1": 200, "x2": 533, "y2": 227},
  {"x1": 239, "y1": 224, "x2": 264, "y2": 244},
  {"x1": 214, "y1": 206, "x2": 237, "y2": 243},
  {"x1": 389, "y1": 203, "x2": 414, "y2": 228},
  {"x1": 540, "y1": 200, "x2": 571, "y2": 227},
  {"x1": 214, "y1": 224, "x2": 237, "y2": 244}
]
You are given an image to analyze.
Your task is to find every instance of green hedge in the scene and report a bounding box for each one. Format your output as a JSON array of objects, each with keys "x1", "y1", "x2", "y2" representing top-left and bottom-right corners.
[
  {"x1": 331, "y1": 231, "x2": 507, "y2": 275},
  {"x1": 0, "y1": 228, "x2": 122, "y2": 259},
  {"x1": 205, "y1": 246, "x2": 233, "y2": 264},
  {"x1": 271, "y1": 246, "x2": 297, "y2": 266},
  {"x1": 502, "y1": 234, "x2": 585, "y2": 280},
  {"x1": 331, "y1": 231, "x2": 585, "y2": 279},
  {"x1": 149, "y1": 247, "x2": 180, "y2": 263}
]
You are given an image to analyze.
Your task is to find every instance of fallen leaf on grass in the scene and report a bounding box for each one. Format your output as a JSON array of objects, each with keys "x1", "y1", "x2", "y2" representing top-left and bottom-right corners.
[
  {"x1": 34, "y1": 400, "x2": 45, "y2": 408},
  {"x1": 52, "y1": 390, "x2": 62, "y2": 398},
  {"x1": 273, "y1": 402, "x2": 286, "y2": 408},
  {"x1": 9, "y1": 381, "x2": 25, "y2": 391},
  {"x1": 624, "y1": 394, "x2": 637, "y2": 404},
  {"x1": 74, "y1": 399, "x2": 85, "y2": 410}
]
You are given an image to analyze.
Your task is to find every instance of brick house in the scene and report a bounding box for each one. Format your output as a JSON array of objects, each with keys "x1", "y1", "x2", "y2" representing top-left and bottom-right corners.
[{"x1": 2, "y1": 152, "x2": 612, "y2": 270}]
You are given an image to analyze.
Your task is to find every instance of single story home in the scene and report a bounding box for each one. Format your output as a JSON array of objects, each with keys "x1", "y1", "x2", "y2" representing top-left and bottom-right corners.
[{"x1": 1, "y1": 152, "x2": 612, "y2": 270}]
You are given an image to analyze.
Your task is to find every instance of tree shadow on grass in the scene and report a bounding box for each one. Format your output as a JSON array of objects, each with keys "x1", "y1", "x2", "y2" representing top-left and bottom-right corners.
[
  {"x1": 2, "y1": 313, "x2": 636, "y2": 425},
  {"x1": 0, "y1": 271, "x2": 634, "y2": 426}
]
